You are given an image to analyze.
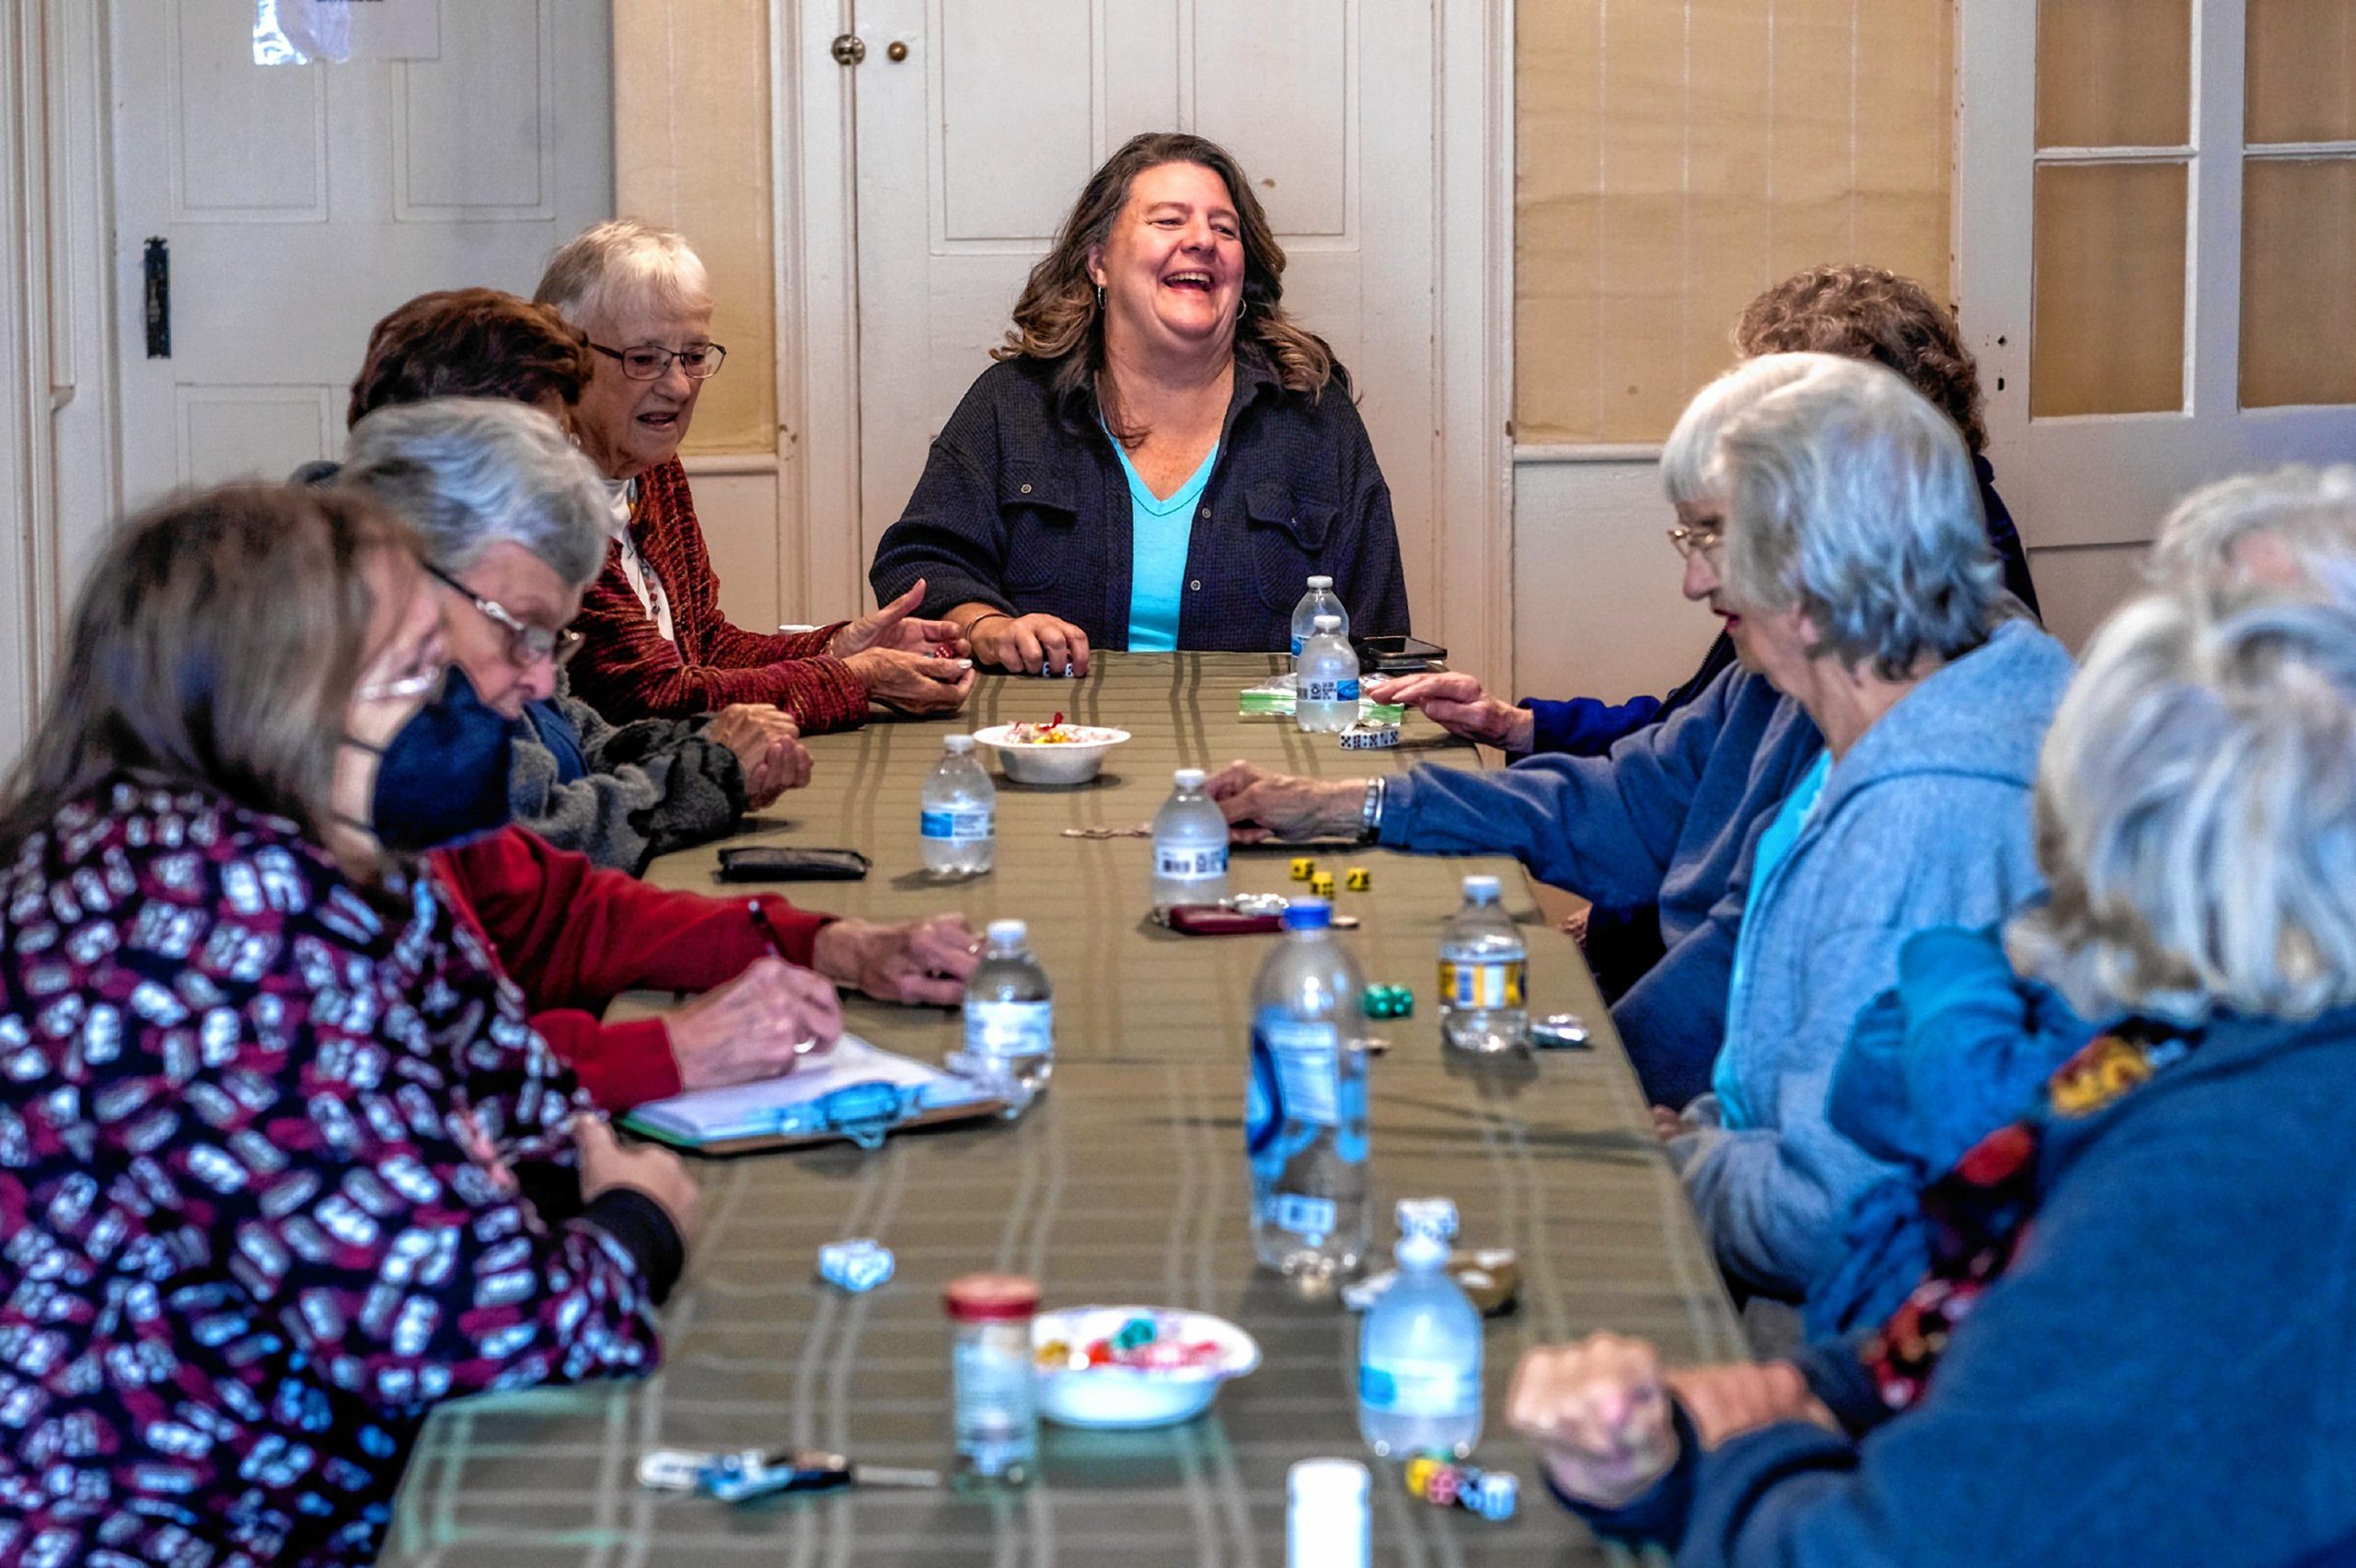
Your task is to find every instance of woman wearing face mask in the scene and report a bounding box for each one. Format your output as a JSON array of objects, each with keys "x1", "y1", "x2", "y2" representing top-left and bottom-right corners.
[
  {"x1": 338, "y1": 398, "x2": 982, "y2": 1111},
  {"x1": 869, "y1": 131, "x2": 1412, "y2": 673},
  {"x1": 0, "y1": 486, "x2": 694, "y2": 1565}
]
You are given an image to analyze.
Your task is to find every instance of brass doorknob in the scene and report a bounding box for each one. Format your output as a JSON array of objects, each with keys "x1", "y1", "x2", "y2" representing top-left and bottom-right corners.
[
  {"x1": 830, "y1": 33, "x2": 865, "y2": 65},
  {"x1": 886, "y1": 40, "x2": 908, "y2": 62}
]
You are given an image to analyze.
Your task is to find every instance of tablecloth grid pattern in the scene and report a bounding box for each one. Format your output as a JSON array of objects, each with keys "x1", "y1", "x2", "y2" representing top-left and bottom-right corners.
[{"x1": 385, "y1": 654, "x2": 1737, "y2": 1566}]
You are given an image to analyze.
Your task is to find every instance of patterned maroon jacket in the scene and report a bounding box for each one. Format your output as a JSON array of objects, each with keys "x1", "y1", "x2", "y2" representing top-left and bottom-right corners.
[
  {"x1": 0, "y1": 779, "x2": 667, "y2": 1565},
  {"x1": 566, "y1": 458, "x2": 868, "y2": 730}
]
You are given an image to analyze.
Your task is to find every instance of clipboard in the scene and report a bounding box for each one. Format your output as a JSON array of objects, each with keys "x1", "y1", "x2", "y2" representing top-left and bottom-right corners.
[{"x1": 618, "y1": 1035, "x2": 1008, "y2": 1156}]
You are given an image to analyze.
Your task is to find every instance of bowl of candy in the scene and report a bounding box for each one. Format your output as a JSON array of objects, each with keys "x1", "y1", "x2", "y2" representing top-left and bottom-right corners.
[
  {"x1": 971, "y1": 715, "x2": 1131, "y2": 787},
  {"x1": 1033, "y1": 1306, "x2": 1260, "y2": 1428}
]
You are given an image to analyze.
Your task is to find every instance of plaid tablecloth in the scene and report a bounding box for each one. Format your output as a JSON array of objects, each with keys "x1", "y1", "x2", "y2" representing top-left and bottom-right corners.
[{"x1": 385, "y1": 653, "x2": 1736, "y2": 1567}]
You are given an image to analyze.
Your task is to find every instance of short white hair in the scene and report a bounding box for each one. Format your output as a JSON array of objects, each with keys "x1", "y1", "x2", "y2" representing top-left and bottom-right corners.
[
  {"x1": 2148, "y1": 464, "x2": 2356, "y2": 590},
  {"x1": 341, "y1": 398, "x2": 609, "y2": 589},
  {"x1": 534, "y1": 216, "x2": 712, "y2": 334},
  {"x1": 2009, "y1": 580, "x2": 2356, "y2": 1023},
  {"x1": 1714, "y1": 354, "x2": 1999, "y2": 677},
  {"x1": 1658, "y1": 353, "x2": 1840, "y2": 509}
]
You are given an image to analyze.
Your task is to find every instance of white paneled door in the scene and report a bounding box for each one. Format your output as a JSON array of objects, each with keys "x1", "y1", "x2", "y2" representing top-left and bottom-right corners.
[
  {"x1": 109, "y1": 0, "x2": 612, "y2": 506},
  {"x1": 841, "y1": 0, "x2": 1443, "y2": 640}
]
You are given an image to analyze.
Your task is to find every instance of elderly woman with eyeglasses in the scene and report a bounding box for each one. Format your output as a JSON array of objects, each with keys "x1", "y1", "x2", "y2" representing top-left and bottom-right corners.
[
  {"x1": 1213, "y1": 355, "x2": 2074, "y2": 1301},
  {"x1": 1509, "y1": 575, "x2": 2356, "y2": 1568},
  {"x1": 537, "y1": 218, "x2": 974, "y2": 724},
  {"x1": 338, "y1": 399, "x2": 980, "y2": 1113}
]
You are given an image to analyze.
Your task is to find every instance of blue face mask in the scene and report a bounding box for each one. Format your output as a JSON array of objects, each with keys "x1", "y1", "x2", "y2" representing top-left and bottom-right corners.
[{"x1": 348, "y1": 665, "x2": 518, "y2": 852}]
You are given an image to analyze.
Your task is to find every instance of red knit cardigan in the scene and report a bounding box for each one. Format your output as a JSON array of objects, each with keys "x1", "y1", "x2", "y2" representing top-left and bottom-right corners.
[
  {"x1": 568, "y1": 458, "x2": 869, "y2": 730},
  {"x1": 432, "y1": 825, "x2": 833, "y2": 1111}
]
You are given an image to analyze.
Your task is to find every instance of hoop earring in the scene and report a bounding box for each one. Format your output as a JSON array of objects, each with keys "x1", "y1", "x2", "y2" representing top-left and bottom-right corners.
[{"x1": 1095, "y1": 283, "x2": 1104, "y2": 312}]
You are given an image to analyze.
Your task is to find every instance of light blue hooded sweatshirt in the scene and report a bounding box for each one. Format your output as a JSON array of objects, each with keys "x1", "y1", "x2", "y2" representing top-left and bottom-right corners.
[{"x1": 1668, "y1": 617, "x2": 2075, "y2": 1299}]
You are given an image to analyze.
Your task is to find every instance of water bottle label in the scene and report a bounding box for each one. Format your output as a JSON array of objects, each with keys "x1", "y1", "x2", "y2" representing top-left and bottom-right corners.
[
  {"x1": 921, "y1": 807, "x2": 994, "y2": 844},
  {"x1": 964, "y1": 999, "x2": 1052, "y2": 1060},
  {"x1": 1301, "y1": 678, "x2": 1361, "y2": 704},
  {"x1": 1155, "y1": 844, "x2": 1229, "y2": 879},
  {"x1": 1265, "y1": 1192, "x2": 1337, "y2": 1239},
  {"x1": 1440, "y1": 959, "x2": 1525, "y2": 1009},
  {"x1": 1358, "y1": 1357, "x2": 1478, "y2": 1416},
  {"x1": 1255, "y1": 1018, "x2": 1340, "y2": 1126}
]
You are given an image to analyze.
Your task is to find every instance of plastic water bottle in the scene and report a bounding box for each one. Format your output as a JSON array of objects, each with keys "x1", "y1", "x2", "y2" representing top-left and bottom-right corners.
[
  {"x1": 953, "y1": 919, "x2": 1054, "y2": 1110},
  {"x1": 1296, "y1": 616, "x2": 1361, "y2": 734},
  {"x1": 920, "y1": 733, "x2": 995, "y2": 875},
  {"x1": 1151, "y1": 767, "x2": 1230, "y2": 910},
  {"x1": 1438, "y1": 874, "x2": 1529, "y2": 1054},
  {"x1": 1247, "y1": 899, "x2": 1369, "y2": 1281},
  {"x1": 1290, "y1": 575, "x2": 1347, "y2": 661},
  {"x1": 1357, "y1": 1198, "x2": 1483, "y2": 1458}
]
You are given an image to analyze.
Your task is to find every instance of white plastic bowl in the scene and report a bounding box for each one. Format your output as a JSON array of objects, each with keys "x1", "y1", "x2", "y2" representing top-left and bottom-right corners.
[
  {"x1": 970, "y1": 723, "x2": 1131, "y2": 787},
  {"x1": 1033, "y1": 1305, "x2": 1261, "y2": 1429}
]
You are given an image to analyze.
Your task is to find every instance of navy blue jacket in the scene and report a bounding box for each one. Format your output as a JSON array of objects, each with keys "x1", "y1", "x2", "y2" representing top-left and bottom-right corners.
[
  {"x1": 1519, "y1": 458, "x2": 2038, "y2": 758},
  {"x1": 869, "y1": 344, "x2": 1411, "y2": 651},
  {"x1": 1564, "y1": 1004, "x2": 2356, "y2": 1566}
]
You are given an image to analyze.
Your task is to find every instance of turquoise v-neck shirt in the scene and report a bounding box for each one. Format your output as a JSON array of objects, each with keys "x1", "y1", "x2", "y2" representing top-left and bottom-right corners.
[{"x1": 1110, "y1": 438, "x2": 1218, "y2": 652}]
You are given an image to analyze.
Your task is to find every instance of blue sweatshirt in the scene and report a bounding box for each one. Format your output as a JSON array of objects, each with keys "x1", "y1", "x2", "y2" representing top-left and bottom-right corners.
[
  {"x1": 1565, "y1": 1002, "x2": 2356, "y2": 1567},
  {"x1": 1380, "y1": 663, "x2": 1824, "y2": 1105},
  {"x1": 1667, "y1": 620, "x2": 2073, "y2": 1297}
]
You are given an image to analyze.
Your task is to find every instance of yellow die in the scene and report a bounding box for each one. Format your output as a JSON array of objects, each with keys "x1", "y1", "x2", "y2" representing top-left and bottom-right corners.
[
  {"x1": 1310, "y1": 871, "x2": 1336, "y2": 898},
  {"x1": 1289, "y1": 857, "x2": 1317, "y2": 882},
  {"x1": 1345, "y1": 867, "x2": 1371, "y2": 892}
]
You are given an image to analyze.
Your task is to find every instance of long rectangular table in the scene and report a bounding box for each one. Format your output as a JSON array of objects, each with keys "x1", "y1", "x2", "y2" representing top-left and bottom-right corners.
[{"x1": 384, "y1": 652, "x2": 1737, "y2": 1567}]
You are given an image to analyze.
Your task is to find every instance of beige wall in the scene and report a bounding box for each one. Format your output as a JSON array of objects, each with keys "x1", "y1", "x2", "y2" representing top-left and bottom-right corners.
[
  {"x1": 1516, "y1": 0, "x2": 1956, "y2": 445},
  {"x1": 611, "y1": 0, "x2": 776, "y2": 456}
]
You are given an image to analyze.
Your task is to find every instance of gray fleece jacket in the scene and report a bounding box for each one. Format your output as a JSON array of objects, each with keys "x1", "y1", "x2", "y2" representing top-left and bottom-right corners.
[
  {"x1": 1669, "y1": 618, "x2": 2074, "y2": 1299},
  {"x1": 510, "y1": 673, "x2": 749, "y2": 875}
]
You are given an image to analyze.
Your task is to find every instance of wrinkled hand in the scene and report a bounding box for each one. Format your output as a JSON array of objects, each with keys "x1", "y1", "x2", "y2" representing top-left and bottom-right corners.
[
  {"x1": 842, "y1": 647, "x2": 976, "y2": 715},
  {"x1": 575, "y1": 1115, "x2": 702, "y2": 1248},
  {"x1": 1663, "y1": 1361, "x2": 1840, "y2": 1448},
  {"x1": 706, "y1": 704, "x2": 814, "y2": 807},
  {"x1": 1507, "y1": 1333, "x2": 1680, "y2": 1509},
  {"x1": 664, "y1": 955, "x2": 845, "y2": 1091},
  {"x1": 1203, "y1": 759, "x2": 1363, "y2": 843},
  {"x1": 831, "y1": 579, "x2": 969, "y2": 659},
  {"x1": 1651, "y1": 1105, "x2": 1685, "y2": 1142},
  {"x1": 1366, "y1": 671, "x2": 1533, "y2": 752},
  {"x1": 969, "y1": 612, "x2": 1092, "y2": 678},
  {"x1": 1561, "y1": 905, "x2": 1591, "y2": 945},
  {"x1": 813, "y1": 914, "x2": 981, "y2": 1006}
]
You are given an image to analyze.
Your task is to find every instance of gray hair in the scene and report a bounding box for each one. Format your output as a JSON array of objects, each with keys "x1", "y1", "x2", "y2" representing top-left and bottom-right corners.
[
  {"x1": 339, "y1": 398, "x2": 609, "y2": 588},
  {"x1": 534, "y1": 216, "x2": 712, "y2": 333},
  {"x1": 2008, "y1": 581, "x2": 2356, "y2": 1023},
  {"x1": 1714, "y1": 354, "x2": 2000, "y2": 678},
  {"x1": 2148, "y1": 464, "x2": 2356, "y2": 590},
  {"x1": 1658, "y1": 352, "x2": 1840, "y2": 508}
]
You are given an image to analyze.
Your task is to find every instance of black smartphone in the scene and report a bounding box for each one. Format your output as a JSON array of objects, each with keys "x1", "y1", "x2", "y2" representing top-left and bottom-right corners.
[
  {"x1": 714, "y1": 847, "x2": 873, "y2": 882},
  {"x1": 1351, "y1": 633, "x2": 1449, "y2": 674}
]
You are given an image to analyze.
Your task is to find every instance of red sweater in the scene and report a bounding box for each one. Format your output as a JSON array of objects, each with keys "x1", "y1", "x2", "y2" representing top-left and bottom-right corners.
[
  {"x1": 567, "y1": 458, "x2": 871, "y2": 731},
  {"x1": 432, "y1": 826, "x2": 834, "y2": 1111}
]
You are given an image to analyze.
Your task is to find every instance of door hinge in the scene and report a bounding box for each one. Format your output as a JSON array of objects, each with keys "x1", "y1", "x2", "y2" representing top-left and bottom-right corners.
[{"x1": 143, "y1": 237, "x2": 170, "y2": 359}]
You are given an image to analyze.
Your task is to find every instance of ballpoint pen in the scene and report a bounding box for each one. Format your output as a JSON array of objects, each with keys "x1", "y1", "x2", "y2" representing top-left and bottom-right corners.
[
  {"x1": 746, "y1": 900, "x2": 822, "y2": 1055},
  {"x1": 639, "y1": 1447, "x2": 941, "y2": 1503}
]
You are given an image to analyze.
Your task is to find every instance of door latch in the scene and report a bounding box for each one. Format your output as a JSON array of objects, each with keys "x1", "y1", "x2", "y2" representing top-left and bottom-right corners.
[
  {"x1": 143, "y1": 237, "x2": 170, "y2": 359},
  {"x1": 830, "y1": 33, "x2": 865, "y2": 65}
]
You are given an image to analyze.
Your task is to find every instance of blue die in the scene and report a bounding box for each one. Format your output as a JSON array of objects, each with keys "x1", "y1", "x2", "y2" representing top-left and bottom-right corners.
[
  {"x1": 818, "y1": 1239, "x2": 895, "y2": 1292},
  {"x1": 1470, "y1": 1470, "x2": 1518, "y2": 1520}
]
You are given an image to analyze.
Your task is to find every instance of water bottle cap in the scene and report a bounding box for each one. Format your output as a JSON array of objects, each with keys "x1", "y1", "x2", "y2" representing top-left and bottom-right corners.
[
  {"x1": 1312, "y1": 614, "x2": 1342, "y2": 632},
  {"x1": 1172, "y1": 767, "x2": 1207, "y2": 790},
  {"x1": 1280, "y1": 898, "x2": 1333, "y2": 931},
  {"x1": 1397, "y1": 1195, "x2": 1460, "y2": 1240},
  {"x1": 943, "y1": 733, "x2": 976, "y2": 755},
  {"x1": 1462, "y1": 874, "x2": 1502, "y2": 903},
  {"x1": 1305, "y1": 575, "x2": 1334, "y2": 590},
  {"x1": 986, "y1": 918, "x2": 1028, "y2": 946},
  {"x1": 1288, "y1": 1457, "x2": 1369, "y2": 1506}
]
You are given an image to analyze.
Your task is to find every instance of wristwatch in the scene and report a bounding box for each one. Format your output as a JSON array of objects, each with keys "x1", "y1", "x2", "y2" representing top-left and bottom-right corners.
[{"x1": 1357, "y1": 777, "x2": 1386, "y2": 842}]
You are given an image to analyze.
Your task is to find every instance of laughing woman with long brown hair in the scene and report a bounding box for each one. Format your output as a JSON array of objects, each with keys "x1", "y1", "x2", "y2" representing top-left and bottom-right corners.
[{"x1": 870, "y1": 132, "x2": 1412, "y2": 674}]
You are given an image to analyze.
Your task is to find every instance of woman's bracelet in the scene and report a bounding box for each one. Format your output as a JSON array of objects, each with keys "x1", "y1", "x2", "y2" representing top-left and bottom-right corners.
[{"x1": 964, "y1": 611, "x2": 1013, "y2": 638}]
